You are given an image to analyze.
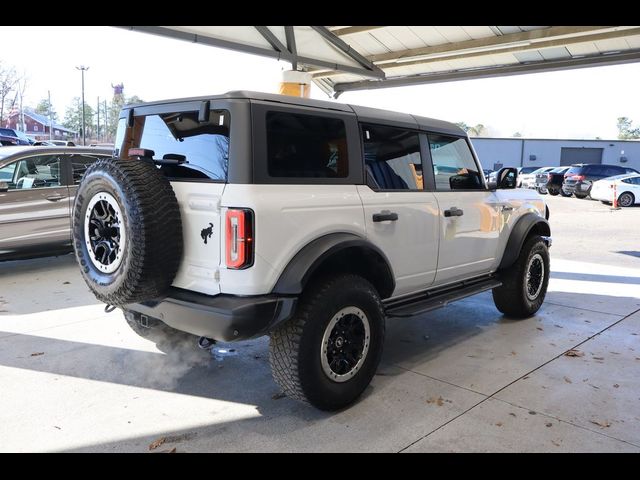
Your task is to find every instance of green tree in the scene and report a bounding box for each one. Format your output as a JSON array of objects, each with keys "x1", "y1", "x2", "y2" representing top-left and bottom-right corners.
[
  {"x1": 456, "y1": 122, "x2": 488, "y2": 136},
  {"x1": 105, "y1": 94, "x2": 143, "y2": 142},
  {"x1": 63, "y1": 97, "x2": 95, "y2": 140},
  {"x1": 34, "y1": 98, "x2": 58, "y2": 123},
  {"x1": 617, "y1": 117, "x2": 640, "y2": 139}
]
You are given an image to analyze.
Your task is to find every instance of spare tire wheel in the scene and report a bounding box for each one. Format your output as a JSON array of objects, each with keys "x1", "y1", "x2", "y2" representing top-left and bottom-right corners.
[{"x1": 72, "y1": 158, "x2": 183, "y2": 306}]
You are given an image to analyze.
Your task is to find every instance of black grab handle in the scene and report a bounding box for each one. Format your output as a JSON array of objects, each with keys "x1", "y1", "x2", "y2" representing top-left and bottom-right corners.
[
  {"x1": 444, "y1": 207, "x2": 464, "y2": 217},
  {"x1": 373, "y1": 211, "x2": 399, "y2": 222}
]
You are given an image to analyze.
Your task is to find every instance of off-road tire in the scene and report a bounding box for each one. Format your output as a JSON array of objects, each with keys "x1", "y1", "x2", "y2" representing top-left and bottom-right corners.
[
  {"x1": 493, "y1": 235, "x2": 550, "y2": 319},
  {"x1": 548, "y1": 189, "x2": 559, "y2": 196},
  {"x1": 269, "y1": 274, "x2": 385, "y2": 411},
  {"x1": 73, "y1": 158, "x2": 182, "y2": 306}
]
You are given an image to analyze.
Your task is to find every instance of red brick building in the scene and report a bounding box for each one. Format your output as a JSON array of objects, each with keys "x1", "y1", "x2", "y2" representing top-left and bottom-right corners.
[{"x1": 5, "y1": 110, "x2": 77, "y2": 141}]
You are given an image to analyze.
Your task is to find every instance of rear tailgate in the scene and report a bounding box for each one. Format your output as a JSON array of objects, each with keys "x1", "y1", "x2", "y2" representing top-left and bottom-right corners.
[{"x1": 170, "y1": 182, "x2": 225, "y2": 295}]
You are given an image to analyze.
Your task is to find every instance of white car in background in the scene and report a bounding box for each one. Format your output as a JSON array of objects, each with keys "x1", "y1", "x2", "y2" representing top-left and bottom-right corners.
[
  {"x1": 591, "y1": 173, "x2": 640, "y2": 207},
  {"x1": 520, "y1": 167, "x2": 555, "y2": 190}
]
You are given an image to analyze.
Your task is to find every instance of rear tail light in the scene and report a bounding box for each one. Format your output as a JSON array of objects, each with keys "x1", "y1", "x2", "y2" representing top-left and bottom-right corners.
[
  {"x1": 570, "y1": 175, "x2": 585, "y2": 181},
  {"x1": 225, "y1": 208, "x2": 254, "y2": 269},
  {"x1": 547, "y1": 174, "x2": 552, "y2": 181}
]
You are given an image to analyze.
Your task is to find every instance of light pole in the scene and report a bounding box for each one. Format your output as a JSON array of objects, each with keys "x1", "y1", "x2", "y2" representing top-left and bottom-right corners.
[{"x1": 76, "y1": 65, "x2": 89, "y2": 145}]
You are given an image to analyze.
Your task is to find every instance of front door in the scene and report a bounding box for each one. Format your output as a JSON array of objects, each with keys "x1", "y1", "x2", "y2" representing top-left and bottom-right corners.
[
  {"x1": 357, "y1": 123, "x2": 439, "y2": 297},
  {"x1": 426, "y1": 134, "x2": 501, "y2": 285},
  {"x1": 0, "y1": 154, "x2": 70, "y2": 255}
]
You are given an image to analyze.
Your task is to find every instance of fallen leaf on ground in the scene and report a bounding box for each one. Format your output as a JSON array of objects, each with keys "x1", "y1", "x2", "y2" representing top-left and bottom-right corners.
[
  {"x1": 157, "y1": 447, "x2": 177, "y2": 453},
  {"x1": 30, "y1": 352, "x2": 44, "y2": 357},
  {"x1": 53, "y1": 426, "x2": 61, "y2": 430},
  {"x1": 529, "y1": 411, "x2": 537, "y2": 415},
  {"x1": 63, "y1": 281, "x2": 70, "y2": 285},
  {"x1": 495, "y1": 422, "x2": 503, "y2": 427},
  {"x1": 589, "y1": 384, "x2": 600, "y2": 390},
  {"x1": 593, "y1": 357, "x2": 604, "y2": 361},
  {"x1": 149, "y1": 437, "x2": 166, "y2": 450},
  {"x1": 545, "y1": 422, "x2": 553, "y2": 427},
  {"x1": 613, "y1": 384, "x2": 620, "y2": 388},
  {"x1": 509, "y1": 413, "x2": 517, "y2": 417},
  {"x1": 565, "y1": 349, "x2": 584, "y2": 357},
  {"x1": 551, "y1": 440, "x2": 561, "y2": 447},
  {"x1": 510, "y1": 351, "x2": 517, "y2": 356},
  {"x1": 590, "y1": 420, "x2": 611, "y2": 428},
  {"x1": 554, "y1": 324, "x2": 563, "y2": 329},
  {"x1": 272, "y1": 392, "x2": 286, "y2": 400},
  {"x1": 536, "y1": 327, "x2": 544, "y2": 331},
  {"x1": 563, "y1": 376, "x2": 572, "y2": 384},
  {"x1": 609, "y1": 351, "x2": 621, "y2": 355},
  {"x1": 426, "y1": 396, "x2": 445, "y2": 406}
]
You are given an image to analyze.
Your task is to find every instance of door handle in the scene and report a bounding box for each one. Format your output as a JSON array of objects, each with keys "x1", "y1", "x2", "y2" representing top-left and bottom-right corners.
[
  {"x1": 444, "y1": 207, "x2": 464, "y2": 217},
  {"x1": 46, "y1": 194, "x2": 65, "y2": 202},
  {"x1": 373, "y1": 210, "x2": 399, "y2": 222},
  {"x1": 501, "y1": 205, "x2": 514, "y2": 212}
]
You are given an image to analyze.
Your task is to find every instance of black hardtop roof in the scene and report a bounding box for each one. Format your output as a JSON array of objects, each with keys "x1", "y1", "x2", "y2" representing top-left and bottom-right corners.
[{"x1": 123, "y1": 90, "x2": 464, "y2": 136}]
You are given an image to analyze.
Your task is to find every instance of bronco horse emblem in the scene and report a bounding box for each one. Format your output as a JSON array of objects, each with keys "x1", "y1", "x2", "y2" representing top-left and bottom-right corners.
[{"x1": 200, "y1": 223, "x2": 214, "y2": 244}]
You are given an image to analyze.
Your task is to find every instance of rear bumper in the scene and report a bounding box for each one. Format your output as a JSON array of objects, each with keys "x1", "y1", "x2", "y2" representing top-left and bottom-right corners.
[
  {"x1": 564, "y1": 181, "x2": 591, "y2": 194},
  {"x1": 126, "y1": 288, "x2": 297, "y2": 342}
]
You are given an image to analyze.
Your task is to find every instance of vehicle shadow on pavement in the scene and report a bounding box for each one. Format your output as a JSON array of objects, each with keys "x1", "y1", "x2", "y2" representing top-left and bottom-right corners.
[
  {"x1": 2, "y1": 288, "x2": 637, "y2": 452},
  {"x1": 0, "y1": 254, "x2": 100, "y2": 315}
]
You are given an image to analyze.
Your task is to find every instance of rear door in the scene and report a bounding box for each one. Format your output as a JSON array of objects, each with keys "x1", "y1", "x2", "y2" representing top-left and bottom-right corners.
[
  {"x1": 0, "y1": 154, "x2": 69, "y2": 254},
  {"x1": 117, "y1": 104, "x2": 231, "y2": 295},
  {"x1": 357, "y1": 123, "x2": 439, "y2": 296},
  {"x1": 426, "y1": 134, "x2": 501, "y2": 285}
]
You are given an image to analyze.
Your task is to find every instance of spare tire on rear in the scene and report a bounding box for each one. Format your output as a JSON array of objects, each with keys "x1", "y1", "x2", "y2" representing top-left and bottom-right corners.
[{"x1": 72, "y1": 158, "x2": 183, "y2": 306}]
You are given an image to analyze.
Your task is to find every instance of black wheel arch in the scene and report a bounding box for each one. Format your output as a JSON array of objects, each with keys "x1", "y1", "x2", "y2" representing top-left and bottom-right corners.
[
  {"x1": 272, "y1": 233, "x2": 395, "y2": 299},
  {"x1": 498, "y1": 212, "x2": 551, "y2": 270}
]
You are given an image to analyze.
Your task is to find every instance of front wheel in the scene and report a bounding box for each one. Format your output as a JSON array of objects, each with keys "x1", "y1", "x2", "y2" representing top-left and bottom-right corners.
[
  {"x1": 548, "y1": 189, "x2": 559, "y2": 196},
  {"x1": 269, "y1": 274, "x2": 385, "y2": 411},
  {"x1": 493, "y1": 235, "x2": 550, "y2": 318},
  {"x1": 560, "y1": 188, "x2": 572, "y2": 197},
  {"x1": 574, "y1": 192, "x2": 589, "y2": 199},
  {"x1": 537, "y1": 187, "x2": 548, "y2": 195}
]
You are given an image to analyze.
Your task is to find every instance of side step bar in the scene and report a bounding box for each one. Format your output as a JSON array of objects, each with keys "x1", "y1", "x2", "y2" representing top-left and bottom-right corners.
[{"x1": 384, "y1": 277, "x2": 502, "y2": 318}]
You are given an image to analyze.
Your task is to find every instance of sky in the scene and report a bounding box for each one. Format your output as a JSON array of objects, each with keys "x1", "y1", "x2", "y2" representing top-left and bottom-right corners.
[{"x1": 2, "y1": 25, "x2": 640, "y2": 139}]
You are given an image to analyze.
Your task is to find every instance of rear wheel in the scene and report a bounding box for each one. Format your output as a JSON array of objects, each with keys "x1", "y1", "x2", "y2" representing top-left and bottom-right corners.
[
  {"x1": 618, "y1": 192, "x2": 635, "y2": 207},
  {"x1": 537, "y1": 187, "x2": 547, "y2": 195},
  {"x1": 548, "y1": 189, "x2": 559, "y2": 196},
  {"x1": 560, "y1": 188, "x2": 572, "y2": 197},
  {"x1": 574, "y1": 193, "x2": 588, "y2": 199},
  {"x1": 493, "y1": 235, "x2": 550, "y2": 319},
  {"x1": 269, "y1": 274, "x2": 385, "y2": 411}
]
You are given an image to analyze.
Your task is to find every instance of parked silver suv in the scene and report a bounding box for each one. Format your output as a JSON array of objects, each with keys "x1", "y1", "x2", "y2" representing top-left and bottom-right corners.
[{"x1": 72, "y1": 91, "x2": 551, "y2": 410}]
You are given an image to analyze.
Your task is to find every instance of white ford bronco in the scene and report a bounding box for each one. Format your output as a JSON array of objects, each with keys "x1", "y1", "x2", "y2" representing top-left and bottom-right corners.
[{"x1": 72, "y1": 91, "x2": 551, "y2": 410}]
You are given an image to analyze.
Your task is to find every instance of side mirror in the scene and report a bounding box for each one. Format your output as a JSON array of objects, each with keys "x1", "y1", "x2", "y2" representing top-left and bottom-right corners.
[
  {"x1": 490, "y1": 167, "x2": 518, "y2": 189},
  {"x1": 0, "y1": 181, "x2": 8, "y2": 192}
]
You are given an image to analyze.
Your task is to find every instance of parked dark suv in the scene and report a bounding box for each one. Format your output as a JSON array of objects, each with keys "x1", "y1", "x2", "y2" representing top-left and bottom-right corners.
[{"x1": 563, "y1": 163, "x2": 639, "y2": 198}]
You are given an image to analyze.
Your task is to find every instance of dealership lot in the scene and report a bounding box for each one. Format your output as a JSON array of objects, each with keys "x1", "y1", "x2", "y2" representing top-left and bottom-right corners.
[{"x1": 0, "y1": 195, "x2": 638, "y2": 452}]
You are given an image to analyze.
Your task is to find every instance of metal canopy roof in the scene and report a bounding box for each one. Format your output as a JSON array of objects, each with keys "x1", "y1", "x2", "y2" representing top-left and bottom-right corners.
[{"x1": 118, "y1": 26, "x2": 640, "y2": 97}]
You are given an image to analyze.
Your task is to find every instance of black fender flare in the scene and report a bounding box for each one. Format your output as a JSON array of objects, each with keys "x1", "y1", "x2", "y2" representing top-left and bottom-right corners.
[
  {"x1": 272, "y1": 233, "x2": 395, "y2": 298},
  {"x1": 498, "y1": 213, "x2": 551, "y2": 270}
]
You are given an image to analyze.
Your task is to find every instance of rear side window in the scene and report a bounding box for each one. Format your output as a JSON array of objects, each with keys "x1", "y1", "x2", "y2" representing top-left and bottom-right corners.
[
  {"x1": 362, "y1": 124, "x2": 422, "y2": 190},
  {"x1": 266, "y1": 111, "x2": 348, "y2": 178},
  {"x1": 69, "y1": 154, "x2": 106, "y2": 184},
  {"x1": 428, "y1": 134, "x2": 483, "y2": 190},
  {"x1": 603, "y1": 166, "x2": 623, "y2": 177},
  {"x1": 566, "y1": 166, "x2": 583, "y2": 176}
]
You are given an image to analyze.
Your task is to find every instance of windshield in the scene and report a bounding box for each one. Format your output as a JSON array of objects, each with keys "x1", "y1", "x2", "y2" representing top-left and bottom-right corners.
[
  {"x1": 0, "y1": 128, "x2": 16, "y2": 137},
  {"x1": 520, "y1": 167, "x2": 538, "y2": 174},
  {"x1": 115, "y1": 109, "x2": 230, "y2": 181}
]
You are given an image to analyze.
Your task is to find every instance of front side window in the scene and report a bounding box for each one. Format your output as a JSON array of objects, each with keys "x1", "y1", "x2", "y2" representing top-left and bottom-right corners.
[
  {"x1": 119, "y1": 110, "x2": 230, "y2": 181},
  {"x1": 362, "y1": 124, "x2": 421, "y2": 190},
  {"x1": 266, "y1": 111, "x2": 348, "y2": 178},
  {"x1": 429, "y1": 135, "x2": 483, "y2": 191},
  {"x1": 0, "y1": 163, "x2": 16, "y2": 181},
  {"x1": 4, "y1": 155, "x2": 61, "y2": 190}
]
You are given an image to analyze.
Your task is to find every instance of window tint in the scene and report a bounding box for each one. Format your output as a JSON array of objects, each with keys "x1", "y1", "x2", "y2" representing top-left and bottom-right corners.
[
  {"x1": 69, "y1": 154, "x2": 106, "y2": 184},
  {"x1": 131, "y1": 110, "x2": 229, "y2": 181},
  {"x1": 6, "y1": 155, "x2": 61, "y2": 190},
  {"x1": 625, "y1": 168, "x2": 639, "y2": 174},
  {"x1": 266, "y1": 111, "x2": 348, "y2": 178},
  {"x1": 604, "y1": 166, "x2": 623, "y2": 177},
  {"x1": 520, "y1": 167, "x2": 539, "y2": 174},
  {"x1": 429, "y1": 134, "x2": 483, "y2": 190},
  {"x1": 362, "y1": 124, "x2": 421, "y2": 190},
  {"x1": 566, "y1": 166, "x2": 583, "y2": 176}
]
